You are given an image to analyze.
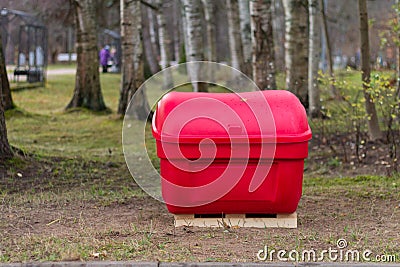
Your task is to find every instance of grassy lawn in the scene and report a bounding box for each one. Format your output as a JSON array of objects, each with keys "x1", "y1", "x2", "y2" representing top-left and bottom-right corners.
[{"x1": 0, "y1": 70, "x2": 399, "y2": 263}]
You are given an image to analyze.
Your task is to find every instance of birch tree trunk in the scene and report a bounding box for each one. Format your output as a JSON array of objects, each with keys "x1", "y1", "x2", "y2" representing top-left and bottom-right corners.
[
  {"x1": 201, "y1": 0, "x2": 216, "y2": 82},
  {"x1": 239, "y1": 0, "x2": 252, "y2": 74},
  {"x1": 0, "y1": 30, "x2": 12, "y2": 159},
  {"x1": 201, "y1": 0, "x2": 217, "y2": 62},
  {"x1": 157, "y1": 0, "x2": 174, "y2": 90},
  {"x1": 226, "y1": 0, "x2": 245, "y2": 72},
  {"x1": 180, "y1": 0, "x2": 189, "y2": 63},
  {"x1": 66, "y1": 0, "x2": 106, "y2": 111},
  {"x1": 283, "y1": 0, "x2": 309, "y2": 108},
  {"x1": 142, "y1": 7, "x2": 161, "y2": 74},
  {"x1": 396, "y1": 0, "x2": 400, "y2": 95},
  {"x1": 358, "y1": 0, "x2": 382, "y2": 140},
  {"x1": 320, "y1": 0, "x2": 337, "y2": 97},
  {"x1": 173, "y1": 0, "x2": 183, "y2": 62},
  {"x1": 0, "y1": 28, "x2": 13, "y2": 110},
  {"x1": 272, "y1": 0, "x2": 285, "y2": 72},
  {"x1": 308, "y1": 0, "x2": 321, "y2": 117},
  {"x1": 182, "y1": 0, "x2": 208, "y2": 92},
  {"x1": 118, "y1": 0, "x2": 151, "y2": 120},
  {"x1": 250, "y1": 0, "x2": 276, "y2": 90},
  {"x1": 147, "y1": 2, "x2": 160, "y2": 61}
]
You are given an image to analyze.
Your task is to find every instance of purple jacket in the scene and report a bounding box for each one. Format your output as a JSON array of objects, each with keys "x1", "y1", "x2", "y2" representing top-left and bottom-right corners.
[{"x1": 99, "y1": 48, "x2": 111, "y2": 66}]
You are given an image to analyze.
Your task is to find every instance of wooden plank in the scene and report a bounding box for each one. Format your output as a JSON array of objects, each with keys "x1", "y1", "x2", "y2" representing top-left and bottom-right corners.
[{"x1": 174, "y1": 212, "x2": 297, "y2": 228}]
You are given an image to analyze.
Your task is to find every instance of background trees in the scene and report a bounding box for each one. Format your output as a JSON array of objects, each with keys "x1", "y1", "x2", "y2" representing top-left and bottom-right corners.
[
  {"x1": 118, "y1": 0, "x2": 150, "y2": 119},
  {"x1": 182, "y1": 0, "x2": 208, "y2": 92},
  {"x1": 239, "y1": 0, "x2": 252, "y2": 74},
  {"x1": 250, "y1": 0, "x2": 276, "y2": 90},
  {"x1": 0, "y1": 30, "x2": 12, "y2": 159},
  {"x1": 308, "y1": 0, "x2": 321, "y2": 117},
  {"x1": 282, "y1": 0, "x2": 309, "y2": 108},
  {"x1": 0, "y1": 26, "x2": 13, "y2": 111},
  {"x1": 66, "y1": 0, "x2": 106, "y2": 111},
  {"x1": 202, "y1": 0, "x2": 216, "y2": 63},
  {"x1": 0, "y1": 0, "x2": 399, "y2": 143},
  {"x1": 0, "y1": 88, "x2": 12, "y2": 159},
  {"x1": 156, "y1": 0, "x2": 174, "y2": 90},
  {"x1": 358, "y1": 0, "x2": 382, "y2": 140},
  {"x1": 226, "y1": 0, "x2": 245, "y2": 73}
]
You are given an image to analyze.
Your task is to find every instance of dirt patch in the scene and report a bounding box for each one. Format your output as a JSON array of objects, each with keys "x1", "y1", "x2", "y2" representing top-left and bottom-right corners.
[
  {"x1": 0, "y1": 155, "x2": 399, "y2": 262},
  {"x1": 1, "y1": 193, "x2": 399, "y2": 262}
]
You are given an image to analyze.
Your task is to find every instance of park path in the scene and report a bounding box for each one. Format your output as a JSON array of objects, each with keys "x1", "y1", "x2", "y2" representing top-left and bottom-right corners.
[
  {"x1": 6, "y1": 66, "x2": 76, "y2": 81},
  {"x1": 46, "y1": 68, "x2": 76, "y2": 76}
]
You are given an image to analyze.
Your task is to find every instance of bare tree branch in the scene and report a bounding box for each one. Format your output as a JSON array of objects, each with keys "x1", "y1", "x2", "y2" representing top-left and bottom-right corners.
[{"x1": 141, "y1": 0, "x2": 159, "y2": 11}]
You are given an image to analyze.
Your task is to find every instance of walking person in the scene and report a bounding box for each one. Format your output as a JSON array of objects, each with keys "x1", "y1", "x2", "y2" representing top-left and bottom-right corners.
[{"x1": 99, "y1": 45, "x2": 111, "y2": 73}]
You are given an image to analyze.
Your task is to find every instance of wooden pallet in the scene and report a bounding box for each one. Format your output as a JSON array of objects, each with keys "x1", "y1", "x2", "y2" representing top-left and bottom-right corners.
[{"x1": 174, "y1": 212, "x2": 297, "y2": 228}]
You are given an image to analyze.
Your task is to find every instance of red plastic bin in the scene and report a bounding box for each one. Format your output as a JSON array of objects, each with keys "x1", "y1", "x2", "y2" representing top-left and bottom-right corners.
[{"x1": 152, "y1": 90, "x2": 311, "y2": 214}]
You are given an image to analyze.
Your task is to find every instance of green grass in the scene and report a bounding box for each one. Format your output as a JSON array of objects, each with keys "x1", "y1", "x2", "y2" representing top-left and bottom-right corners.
[
  {"x1": 304, "y1": 175, "x2": 400, "y2": 199},
  {"x1": 46, "y1": 63, "x2": 77, "y2": 70},
  {"x1": 7, "y1": 73, "x2": 122, "y2": 158}
]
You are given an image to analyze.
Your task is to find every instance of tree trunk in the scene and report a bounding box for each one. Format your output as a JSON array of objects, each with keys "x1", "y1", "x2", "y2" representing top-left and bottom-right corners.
[
  {"x1": 201, "y1": 0, "x2": 217, "y2": 62},
  {"x1": 201, "y1": 0, "x2": 217, "y2": 82},
  {"x1": 308, "y1": 0, "x2": 321, "y2": 117},
  {"x1": 180, "y1": 0, "x2": 190, "y2": 63},
  {"x1": 0, "y1": 28, "x2": 14, "y2": 111},
  {"x1": 142, "y1": 7, "x2": 161, "y2": 75},
  {"x1": 250, "y1": 0, "x2": 277, "y2": 90},
  {"x1": 66, "y1": 0, "x2": 106, "y2": 111},
  {"x1": 173, "y1": 0, "x2": 183, "y2": 62},
  {"x1": 283, "y1": 0, "x2": 309, "y2": 108},
  {"x1": 226, "y1": 0, "x2": 245, "y2": 72},
  {"x1": 182, "y1": 0, "x2": 208, "y2": 92},
  {"x1": 118, "y1": 0, "x2": 151, "y2": 120},
  {"x1": 396, "y1": 0, "x2": 400, "y2": 96},
  {"x1": 147, "y1": 1, "x2": 160, "y2": 61},
  {"x1": 156, "y1": 0, "x2": 174, "y2": 90},
  {"x1": 0, "y1": 94, "x2": 12, "y2": 160},
  {"x1": 239, "y1": 0, "x2": 252, "y2": 75},
  {"x1": 358, "y1": 0, "x2": 382, "y2": 140},
  {"x1": 0, "y1": 30, "x2": 13, "y2": 160},
  {"x1": 272, "y1": 0, "x2": 285, "y2": 72},
  {"x1": 320, "y1": 0, "x2": 337, "y2": 98}
]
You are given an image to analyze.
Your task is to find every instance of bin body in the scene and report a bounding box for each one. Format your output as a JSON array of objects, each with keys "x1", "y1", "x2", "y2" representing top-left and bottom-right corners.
[{"x1": 152, "y1": 90, "x2": 311, "y2": 214}]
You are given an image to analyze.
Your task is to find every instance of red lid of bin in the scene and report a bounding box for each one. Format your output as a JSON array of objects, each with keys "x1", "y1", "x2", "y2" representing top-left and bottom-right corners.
[{"x1": 152, "y1": 90, "x2": 311, "y2": 144}]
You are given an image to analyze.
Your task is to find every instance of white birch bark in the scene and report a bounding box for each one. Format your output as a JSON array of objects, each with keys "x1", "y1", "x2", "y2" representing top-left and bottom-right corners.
[
  {"x1": 308, "y1": 0, "x2": 321, "y2": 117},
  {"x1": 239, "y1": 0, "x2": 252, "y2": 65},
  {"x1": 201, "y1": 0, "x2": 216, "y2": 82},
  {"x1": 201, "y1": 0, "x2": 217, "y2": 62},
  {"x1": 156, "y1": 0, "x2": 174, "y2": 90},
  {"x1": 118, "y1": 0, "x2": 150, "y2": 120},
  {"x1": 173, "y1": 0, "x2": 182, "y2": 62},
  {"x1": 250, "y1": 0, "x2": 277, "y2": 90},
  {"x1": 142, "y1": 7, "x2": 161, "y2": 74},
  {"x1": 180, "y1": 0, "x2": 190, "y2": 63},
  {"x1": 226, "y1": 0, "x2": 245, "y2": 72},
  {"x1": 272, "y1": 0, "x2": 285, "y2": 72},
  {"x1": 283, "y1": 0, "x2": 309, "y2": 107},
  {"x1": 182, "y1": 0, "x2": 207, "y2": 92},
  {"x1": 147, "y1": 1, "x2": 160, "y2": 61}
]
